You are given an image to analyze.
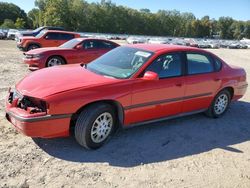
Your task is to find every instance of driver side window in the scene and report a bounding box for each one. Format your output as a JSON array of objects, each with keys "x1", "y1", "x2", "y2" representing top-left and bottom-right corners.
[
  {"x1": 145, "y1": 53, "x2": 182, "y2": 79},
  {"x1": 82, "y1": 40, "x2": 97, "y2": 49}
]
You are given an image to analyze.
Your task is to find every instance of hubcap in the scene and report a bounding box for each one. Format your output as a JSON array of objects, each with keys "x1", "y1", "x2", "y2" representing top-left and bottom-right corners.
[
  {"x1": 91, "y1": 112, "x2": 113, "y2": 143},
  {"x1": 48, "y1": 58, "x2": 62, "y2": 67},
  {"x1": 214, "y1": 94, "x2": 228, "y2": 115}
]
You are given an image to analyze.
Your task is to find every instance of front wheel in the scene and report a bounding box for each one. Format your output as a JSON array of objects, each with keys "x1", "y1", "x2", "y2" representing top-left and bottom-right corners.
[
  {"x1": 27, "y1": 44, "x2": 40, "y2": 51},
  {"x1": 205, "y1": 90, "x2": 231, "y2": 118},
  {"x1": 46, "y1": 56, "x2": 66, "y2": 67},
  {"x1": 74, "y1": 103, "x2": 116, "y2": 149}
]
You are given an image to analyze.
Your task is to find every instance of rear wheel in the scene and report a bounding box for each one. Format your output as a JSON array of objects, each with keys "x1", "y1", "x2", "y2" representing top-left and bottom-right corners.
[
  {"x1": 205, "y1": 90, "x2": 231, "y2": 118},
  {"x1": 27, "y1": 44, "x2": 40, "y2": 51},
  {"x1": 46, "y1": 56, "x2": 66, "y2": 67},
  {"x1": 74, "y1": 103, "x2": 116, "y2": 149}
]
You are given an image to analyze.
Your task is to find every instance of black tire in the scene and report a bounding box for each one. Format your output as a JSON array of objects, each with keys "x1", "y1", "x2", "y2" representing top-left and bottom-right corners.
[
  {"x1": 27, "y1": 44, "x2": 40, "y2": 51},
  {"x1": 46, "y1": 56, "x2": 66, "y2": 67},
  {"x1": 205, "y1": 89, "x2": 231, "y2": 118},
  {"x1": 74, "y1": 103, "x2": 116, "y2": 149}
]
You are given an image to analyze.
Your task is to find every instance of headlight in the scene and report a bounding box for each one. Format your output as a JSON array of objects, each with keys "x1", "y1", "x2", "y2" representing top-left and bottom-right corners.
[
  {"x1": 32, "y1": 54, "x2": 43, "y2": 58},
  {"x1": 8, "y1": 88, "x2": 23, "y2": 104},
  {"x1": 25, "y1": 54, "x2": 43, "y2": 59},
  {"x1": 19, "y1": 96, "x2": 48, "y2": 114}
]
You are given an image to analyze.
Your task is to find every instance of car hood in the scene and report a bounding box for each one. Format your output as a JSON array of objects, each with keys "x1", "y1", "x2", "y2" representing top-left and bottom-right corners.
[
  {"x1": 25, "y1": 47, "x2": 70, "y2": 54},
  {"x1": 16, "y1": 64, "x2": 118, "y2": 99},
  {"x1": 19, "y1": 36, "x2": 38, "y2": 42},
  {"x1": 20, "y1": 31, "x2": 34, "y2": 35}
]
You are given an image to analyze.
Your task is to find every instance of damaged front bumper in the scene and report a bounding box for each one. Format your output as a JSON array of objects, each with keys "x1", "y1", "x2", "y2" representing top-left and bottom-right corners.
[{"x1": 5, "y1": 89, "x2": 72, "y2": 138}]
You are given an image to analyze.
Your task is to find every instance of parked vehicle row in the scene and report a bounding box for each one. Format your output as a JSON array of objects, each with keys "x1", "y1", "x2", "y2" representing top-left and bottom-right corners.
[
  {"x1": 5, "y1": 41, "x2": 248, "y2": 149},
  {"x1": 2, "y1": 26, "x2": 250, "y2": 50},
  {"x1": 127, "y1": 36, "x2": 249, "y2": 49}
]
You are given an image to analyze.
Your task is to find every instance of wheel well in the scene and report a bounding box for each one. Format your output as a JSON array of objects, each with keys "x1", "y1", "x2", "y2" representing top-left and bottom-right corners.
[
  {"x1": 46, "y1": 55, "x2": 67, "y2": 66},
  {"x1": 223, "y1": 87, "x2": 234, "y2": 99},
  {"x1": 70, "y1": 100, "x2": 124, "y2": 133},
  {"x1": 26, "y1": 43, "x2": 41, "y2": 49}
]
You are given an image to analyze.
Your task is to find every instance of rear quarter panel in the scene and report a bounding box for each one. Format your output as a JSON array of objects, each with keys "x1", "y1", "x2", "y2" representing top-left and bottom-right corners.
[{"x1": 219, "y1": 62, "x2": 247, "y2": 100}]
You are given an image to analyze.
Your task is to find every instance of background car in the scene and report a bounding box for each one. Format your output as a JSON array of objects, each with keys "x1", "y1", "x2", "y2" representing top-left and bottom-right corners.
[
  {"x1": 23, "y1": 38, "x2": 120, "y2": 70},
  {"x1": 0, "y1": 29, "x2": 8, "y2": 39},
  {"x1": 17, "y1": 30, "x2": 81, "y2": 51},
  {"x1": 7, "y1": 29, "x2": 19, "y2": 40},
  {"x1": 0, "y1": 30, "x2": 5, "y2": 39},
  {"x1": 5, "y1": 44, "x2": 248, "y2": 149},
  {"x1": 15, "y1": 26, "x2": 65, "y2": 40}
]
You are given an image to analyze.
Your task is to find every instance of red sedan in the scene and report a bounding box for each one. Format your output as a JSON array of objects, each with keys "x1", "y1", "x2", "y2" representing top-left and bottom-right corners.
[
  {"x1": 23, "y1": 38, "x2": 119, "y2": 70},
  {"x1": 6, "y1": 44, "x2": 248, "y2": 149}
]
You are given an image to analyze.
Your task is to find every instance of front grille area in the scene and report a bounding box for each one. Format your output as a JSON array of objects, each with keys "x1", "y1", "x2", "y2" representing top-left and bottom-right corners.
[{"x1": 8, "y1": 90, "x2": 47, "y2": 114}]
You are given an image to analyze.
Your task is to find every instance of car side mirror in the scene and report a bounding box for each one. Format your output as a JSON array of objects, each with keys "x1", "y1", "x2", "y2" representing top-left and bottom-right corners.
[
  {"x1": 142, "y1": 71, "x2": 159, "y2": 81},
  {"x1": 75, "y1": 45, "x2": 82, "y2": 50}
]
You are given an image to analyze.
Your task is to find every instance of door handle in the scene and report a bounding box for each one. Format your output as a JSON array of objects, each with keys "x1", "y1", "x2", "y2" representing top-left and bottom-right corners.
[{"x1": 175, "y1": 83, "x2": 182, "y2": 87}]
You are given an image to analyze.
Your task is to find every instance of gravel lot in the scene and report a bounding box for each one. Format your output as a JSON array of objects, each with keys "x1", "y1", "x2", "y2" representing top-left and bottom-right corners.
[{"x1": 0, "y1": 40, "x2": 250, "y2": 188}]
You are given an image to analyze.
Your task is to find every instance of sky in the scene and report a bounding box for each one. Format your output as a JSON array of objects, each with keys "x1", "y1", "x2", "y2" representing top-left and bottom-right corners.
[{"x1": 1, "y1": 0, "x2": 250, "y2": 21}]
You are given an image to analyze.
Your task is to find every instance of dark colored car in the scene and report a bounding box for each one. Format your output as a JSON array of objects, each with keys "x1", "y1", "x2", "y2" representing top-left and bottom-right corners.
[{"x1": 15, "y1": 26, "x2": 65, "y2": 40}]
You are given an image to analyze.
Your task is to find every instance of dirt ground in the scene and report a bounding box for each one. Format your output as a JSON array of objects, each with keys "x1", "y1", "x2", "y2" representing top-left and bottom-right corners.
[{"x1": 0, "y1": 40, "x2": 250, "y2": 188}]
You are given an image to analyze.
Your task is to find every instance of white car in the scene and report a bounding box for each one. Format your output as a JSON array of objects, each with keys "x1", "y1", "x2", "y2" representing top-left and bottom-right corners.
[
  {"x1": 126, "y1": 37, "x2": 147, "y2": 44},
  {"x1": 148, "y1": 38, "x2": 169, "y2": 44},
  {"x1": 0, "y1": 31, "x2": 5, "y2": 39},
  {"x1": 7, "y1": 29, "x2": 19, "y2": 40}
]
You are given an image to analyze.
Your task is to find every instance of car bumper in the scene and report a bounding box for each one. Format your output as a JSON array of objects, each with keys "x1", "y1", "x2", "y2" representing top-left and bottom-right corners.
[
  {"x1": 233, "y1": 83, "x2": 248, "y2": 101},
  {"x1": 23, "y1": 57, "x2": 46, "y2": 70},
  {"x1": 5, "y1": 99, "x2": 72, "y2": 138},
  {"x1": 17, "y1": 44, "x2": 26, "y2": 51}
]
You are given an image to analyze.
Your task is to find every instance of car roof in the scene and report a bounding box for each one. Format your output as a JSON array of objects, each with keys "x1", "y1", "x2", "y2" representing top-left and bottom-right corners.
[
  {"x1": 44, "y1": 30, "x2": 79, "y2": 35},
  {"x1": 125, "y1": 44, "x2": 201, "y2": 53}
]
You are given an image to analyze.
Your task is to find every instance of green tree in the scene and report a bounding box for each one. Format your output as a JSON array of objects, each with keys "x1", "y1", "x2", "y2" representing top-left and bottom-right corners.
[
  {"x1": 15, "y1": 18, "x2": 26, "y2": 29},
  {"x1": 0, "y1": 2, "x2": 27, "y2": 26},
  {"x1": 243, "y1": 21, "x2": 250, "y2": 39},
  {"x1": 25, "y1": 0, "x2": 250, "y2": 39},
  {"x1": 28, "y1": 8, "x2": 42, "y2": 28},
  {"x1": 218, "y1": 17, "x2": 234, "y2": 39},
  {"x1": 1, "y1": 19, "x2": 16, "y2": 28}
]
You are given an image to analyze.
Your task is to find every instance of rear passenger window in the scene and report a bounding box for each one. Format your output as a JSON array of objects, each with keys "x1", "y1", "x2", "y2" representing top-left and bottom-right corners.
[
  {"x1": 187, "y1": 53, "x2": 214, "y2": 74},
  {"x1": 97, "y1": 41, "x2": 116, "y2": 49},
  {"x1": 59, "y1": 33, "x2": 74, "y2": 40}
]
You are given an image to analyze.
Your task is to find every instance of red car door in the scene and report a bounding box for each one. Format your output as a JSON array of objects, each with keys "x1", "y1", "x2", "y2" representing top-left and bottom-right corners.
[
  {"x1": 43, "y1": 32, "x2": 60, "y2": 47},
  {"x1": 182, "y1": 52, "x2": 221, "y2": 113},
  {"x1": 126, "y1": 52, "x2": 185, "y2": 125},
  {"x1": 43, "y1": 33, "x2": 74, "y2": 47}
]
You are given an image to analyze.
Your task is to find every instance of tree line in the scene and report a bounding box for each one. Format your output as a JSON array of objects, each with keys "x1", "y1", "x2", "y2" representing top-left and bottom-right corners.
[{"x1": 1, "y1": 0, "x2": 250, "y2": 39}]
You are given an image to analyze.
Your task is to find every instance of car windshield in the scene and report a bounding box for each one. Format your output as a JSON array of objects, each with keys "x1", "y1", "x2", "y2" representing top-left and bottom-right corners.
[
  {"x1": 59, "y1": 38, "x2": 82, "y2": 49},
  {"x1": 86, "y1": 46, "x2": 154, "y2": 79},
  {"x1": 35, "y1": 30, "x2": 46, "y2": 38}
]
